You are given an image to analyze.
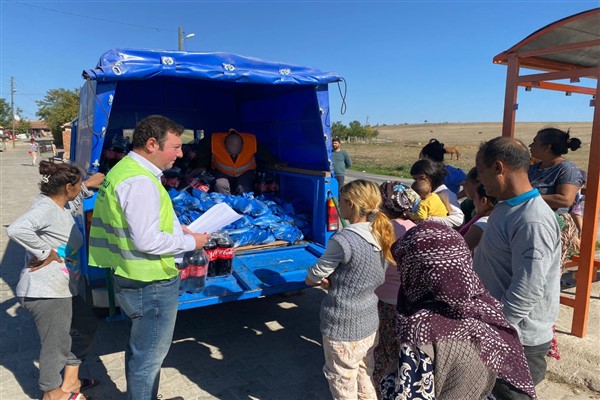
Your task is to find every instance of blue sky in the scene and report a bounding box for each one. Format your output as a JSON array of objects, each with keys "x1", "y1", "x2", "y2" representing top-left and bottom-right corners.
[{"x1": 1, "y1": 1, "x2": 598, "y2": 125}]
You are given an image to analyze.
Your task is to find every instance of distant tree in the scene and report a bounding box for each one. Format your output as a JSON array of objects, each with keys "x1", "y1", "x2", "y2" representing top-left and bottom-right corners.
[
  {"x1": 348, "y1": 121, "x2": 365, "y2": 138},
  {"x1": 331, "y1": 121, "x2": 379, "y2": 141},
  {"x1": 0, "y1": 98, "x2": 11, "y2": 128},
  {"x1": 36, "y1": 88, "x2": 80, "y2": 145},
  {"x1": 365, "y1": 126, "x2": 379, "y2": 138},
  {"x1": 331, "y1": 121, "x2": 349, "y2": 140},
  {"x1": 16, "y1": 118, "x2": 31, "y2": 134}
]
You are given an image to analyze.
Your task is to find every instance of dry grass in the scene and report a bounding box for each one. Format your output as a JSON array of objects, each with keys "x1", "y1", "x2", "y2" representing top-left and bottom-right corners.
[{"x1": 345, "y1": 122, "x2": 593, "y2": 177}]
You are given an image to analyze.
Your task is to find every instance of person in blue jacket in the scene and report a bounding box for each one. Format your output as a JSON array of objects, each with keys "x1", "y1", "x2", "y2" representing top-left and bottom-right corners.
[{"x1": 419, "y1": 138, "x2": 466, "y2": 195}]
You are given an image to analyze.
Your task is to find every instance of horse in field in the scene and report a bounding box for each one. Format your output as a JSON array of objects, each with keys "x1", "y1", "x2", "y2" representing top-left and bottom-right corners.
[{"x1": 444, "y1": 145, "x2": 461, "y2": 160}]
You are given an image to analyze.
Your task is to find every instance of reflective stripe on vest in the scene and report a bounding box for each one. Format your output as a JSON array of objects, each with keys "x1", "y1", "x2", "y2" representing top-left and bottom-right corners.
[
  {"x1": 211, "y1": 132, "x2": 257, "y2": 177},
  {"x1": 88, "y1": 156, "x2": 177, "y2": 282}
]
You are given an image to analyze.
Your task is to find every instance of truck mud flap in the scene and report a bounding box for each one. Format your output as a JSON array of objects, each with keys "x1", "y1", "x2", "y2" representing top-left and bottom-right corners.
[{"x1": 176, "y1": 243, "x2": 325, "y2": 310}]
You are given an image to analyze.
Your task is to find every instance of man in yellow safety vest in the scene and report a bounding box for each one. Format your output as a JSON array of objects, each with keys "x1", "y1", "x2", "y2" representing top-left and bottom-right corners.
[{"x1": 89, "y1": 115, "x2": 210, "y2": 400}]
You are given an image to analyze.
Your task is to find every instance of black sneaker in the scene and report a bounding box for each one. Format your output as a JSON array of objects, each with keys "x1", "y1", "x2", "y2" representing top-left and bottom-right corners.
[{"x1": 157, "y1": 397, "x2": 183, "y2": 400}]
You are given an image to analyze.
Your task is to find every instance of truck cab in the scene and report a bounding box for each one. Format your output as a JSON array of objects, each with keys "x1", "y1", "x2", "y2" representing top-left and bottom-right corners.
[{"x1": 71, "y1": 49, "x2": 342, "y2": 312}]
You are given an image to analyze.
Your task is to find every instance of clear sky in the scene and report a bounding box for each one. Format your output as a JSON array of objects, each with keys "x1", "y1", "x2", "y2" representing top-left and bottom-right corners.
[{"x1": 1, "y1": 1, "x2": 598, "y2": 126}]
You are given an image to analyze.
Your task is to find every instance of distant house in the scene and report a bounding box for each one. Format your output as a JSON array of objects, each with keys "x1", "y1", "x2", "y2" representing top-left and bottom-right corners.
[{"x1": 29, "y1": 120, "x2": 51, "y2": 137}]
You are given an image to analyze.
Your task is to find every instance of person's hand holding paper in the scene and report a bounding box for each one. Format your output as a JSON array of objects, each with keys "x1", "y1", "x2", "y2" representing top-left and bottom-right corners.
[{"x1": 187, "y1": 203, "x2": 242, "y2": 234}]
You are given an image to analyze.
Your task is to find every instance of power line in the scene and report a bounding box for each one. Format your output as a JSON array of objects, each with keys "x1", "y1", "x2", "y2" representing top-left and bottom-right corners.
[{"x1": 14, "y1": 1, "x2": 177, "y2": 32}]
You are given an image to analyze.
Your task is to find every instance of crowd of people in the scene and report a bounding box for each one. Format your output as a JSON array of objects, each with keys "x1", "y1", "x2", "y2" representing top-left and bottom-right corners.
[
  {"x1": 6, "y1": 115, "x2": 586, "y2": 400},
  {"x1": 307, "y1": 129, "x2": 586, "y2": 399}
]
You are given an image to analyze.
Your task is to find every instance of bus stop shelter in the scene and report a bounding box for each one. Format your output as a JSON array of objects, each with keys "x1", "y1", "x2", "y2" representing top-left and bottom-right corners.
[{"x1": 493, "y1": 7, "x2": 600, "y2": 337}]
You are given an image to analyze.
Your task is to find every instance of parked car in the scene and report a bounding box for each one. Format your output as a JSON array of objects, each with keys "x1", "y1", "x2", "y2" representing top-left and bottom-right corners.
[{"x1": 37, "y1": 140, "x2": 54, "y2": 153}]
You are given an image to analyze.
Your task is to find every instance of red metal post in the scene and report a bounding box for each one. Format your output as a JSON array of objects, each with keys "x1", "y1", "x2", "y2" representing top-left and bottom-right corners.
[
  {"x1": 502, "y1": 56, "x2": 519, "y2": 137},
  {"x1": 571, "y1": 68, "x2": 600, "y2": 337}
]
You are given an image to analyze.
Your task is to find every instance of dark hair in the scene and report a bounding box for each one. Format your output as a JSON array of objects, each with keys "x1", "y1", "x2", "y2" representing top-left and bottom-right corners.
[
  {"x1": 39, "y1": 161, "x2": 82, "y2": 196},
  {"x1": 421, "y1": 138, "x2": 445, "y2": 163},
  {"x1": 477, "y1": 137, "x2": 530, "y2": 171},
  {"x1": 537, "y1": 127, "x2": 581, "y2": 155},
  {"x1": 131, "y1": 115, "x2": 184, "y2": 150},
  {"x1": 410, "y1": 159, "x2": 447, "y2": 190},
  {"x1": 475, "y1": 184, "x2": 497, "y2": 206},
  {"x1": 465, "y1": 167, "x2": 478, "y2": 182},
  {"x1": 332, "y1": 137, "x2": 341, "y2": 143}
]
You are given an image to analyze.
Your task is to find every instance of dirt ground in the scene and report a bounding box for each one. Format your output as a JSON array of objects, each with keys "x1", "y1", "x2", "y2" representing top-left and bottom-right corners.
[{"x1": 344, "y1": 122, "x2": 593, "y2": 176}]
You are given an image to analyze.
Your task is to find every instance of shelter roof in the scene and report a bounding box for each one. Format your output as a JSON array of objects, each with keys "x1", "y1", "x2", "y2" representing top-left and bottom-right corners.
[{"x1": 493, "y1": 8, "x2": 600, "y2": 71}]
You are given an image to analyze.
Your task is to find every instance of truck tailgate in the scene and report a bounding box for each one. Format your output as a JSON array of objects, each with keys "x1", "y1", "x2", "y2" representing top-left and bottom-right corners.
[{"x1": 177, "y1": 243, "x2": 325, "y2": 310}]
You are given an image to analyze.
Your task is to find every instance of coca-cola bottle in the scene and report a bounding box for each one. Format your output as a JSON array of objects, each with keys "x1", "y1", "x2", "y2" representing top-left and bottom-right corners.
[
  {"x1": 178, "y1": 258, "x2": 191, "y2": 296},
  {"x1": 216, "y1": 236, "x2": 234, "y2": 276},
  {"x1": 204, "y1": 239, "x2": 218, "y2": 278},
  {"x1": 186, "y1": 249, "x2": 208, "y2": 293}
]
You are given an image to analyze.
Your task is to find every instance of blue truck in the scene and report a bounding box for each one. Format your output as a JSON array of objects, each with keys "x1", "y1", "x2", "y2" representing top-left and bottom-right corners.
[{"x1": 71, "y1": 49, "x2": 343, "y2": 313}]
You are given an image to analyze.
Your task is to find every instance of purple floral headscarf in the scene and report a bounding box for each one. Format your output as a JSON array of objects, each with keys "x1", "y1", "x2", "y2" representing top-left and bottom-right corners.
[{"x1": 393, "y1": 221, "x2": 536, "y2": 398}]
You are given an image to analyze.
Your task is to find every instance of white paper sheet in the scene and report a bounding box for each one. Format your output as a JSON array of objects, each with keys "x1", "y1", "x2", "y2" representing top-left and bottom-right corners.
[{"x1": 187, "y1": 202, "x2": 242, "y2": 234}]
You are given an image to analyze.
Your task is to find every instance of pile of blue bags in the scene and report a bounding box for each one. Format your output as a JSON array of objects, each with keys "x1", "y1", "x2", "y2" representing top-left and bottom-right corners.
[{"x1": 169, "y1": 189, "x2": 309, "y2": 248}]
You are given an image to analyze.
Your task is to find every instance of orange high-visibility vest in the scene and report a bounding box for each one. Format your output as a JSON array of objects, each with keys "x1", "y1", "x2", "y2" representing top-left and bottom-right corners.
[{"x1": 211, "y1": 132, "x2": 257, "y2": 177}]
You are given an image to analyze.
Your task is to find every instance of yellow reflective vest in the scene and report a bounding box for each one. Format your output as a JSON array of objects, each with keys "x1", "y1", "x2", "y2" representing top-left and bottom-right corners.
[{"x1": 88, "y1": 156, "x2": 178, "y2": 282}]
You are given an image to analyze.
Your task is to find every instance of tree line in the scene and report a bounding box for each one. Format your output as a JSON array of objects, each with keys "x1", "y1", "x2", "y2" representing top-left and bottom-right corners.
[
  {"x1": 331, "y1": 121, "x2": 379, "y2": 141},
  {"x1": 1, "y1": 88, "x2": 79, "y2": 145}
]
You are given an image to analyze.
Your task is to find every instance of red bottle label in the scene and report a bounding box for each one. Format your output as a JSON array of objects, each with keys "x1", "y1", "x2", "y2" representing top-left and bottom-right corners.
[
  {"x1": 218, "y1": 247, "x2": 234, "y2": 260},
  {"x1": 179, "y1": 267, "x2": 190, "y2": 280},
  {"x1": 206, "y1": 249, "x2": 218, "y2": 262},
  {"x1": 189, "y1": 264, "x2": 207, "y2": 277}
]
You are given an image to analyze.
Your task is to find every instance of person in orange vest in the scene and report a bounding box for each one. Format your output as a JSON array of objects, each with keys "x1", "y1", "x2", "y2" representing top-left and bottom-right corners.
[{"x1": 182, "y1": 129, "x2": 282, "y2": 194}]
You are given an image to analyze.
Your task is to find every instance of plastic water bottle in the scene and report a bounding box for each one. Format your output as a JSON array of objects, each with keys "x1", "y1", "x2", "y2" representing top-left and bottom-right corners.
[{"x1": 186, "y1": 249, "x2": 208, "y2": 293}]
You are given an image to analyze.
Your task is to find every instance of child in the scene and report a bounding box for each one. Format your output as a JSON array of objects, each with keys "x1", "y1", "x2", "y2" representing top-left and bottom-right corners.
[
  {"x1": 373, "y1": 182, "x2": 417, "y2": 398},
  {"x1": 458, "y1": 167, "x2": 479, "y2": 225},
  {"x1": 569, "y1": 169, "x2": 586, "y2": 237},
  {"x1": 462, "y1": 184, "x2": 496, "y2": 252},
  {"x1": 305, "y1": 179, "x2": 395, "y2": 400},
  {"x1": 29, "y1": 138, "x2": 39, "y2": 166},
  {"x1": 410, "y1": 178, "x2": 449, "y2": 222}
]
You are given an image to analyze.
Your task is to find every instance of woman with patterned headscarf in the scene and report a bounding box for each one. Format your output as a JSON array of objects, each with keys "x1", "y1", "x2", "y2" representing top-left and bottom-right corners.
[
  {"x1": 372, "y1": 181, "x2": 418, "y2": 398},
  {"x1": 381, "y1": 222, "x2": 536, "y2": 400}
]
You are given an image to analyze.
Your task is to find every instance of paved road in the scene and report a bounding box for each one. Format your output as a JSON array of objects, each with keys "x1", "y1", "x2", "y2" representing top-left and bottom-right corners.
[
  {"x1": 0, "y1": 144, "x2": 598, "y2": 399},
  {"x1": 346, "y1": 170, "x2": 412, "y2": 186}
]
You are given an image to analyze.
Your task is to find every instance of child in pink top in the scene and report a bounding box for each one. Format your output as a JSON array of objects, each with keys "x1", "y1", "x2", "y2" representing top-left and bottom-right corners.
[{"x1": 373, "y1": 181, "x2": 417, "y2": 397}]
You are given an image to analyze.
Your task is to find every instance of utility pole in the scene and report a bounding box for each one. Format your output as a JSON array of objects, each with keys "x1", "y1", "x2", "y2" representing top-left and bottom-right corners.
[
  {"x1": 178, "y1": 26, "x2": 183, "y2": 51},
  {"x1": 11, "y1": 76, "x2": 15, "y2": 148},
  {"x1": 178, "y1": 26, "x2": 195, "y2": 51}
]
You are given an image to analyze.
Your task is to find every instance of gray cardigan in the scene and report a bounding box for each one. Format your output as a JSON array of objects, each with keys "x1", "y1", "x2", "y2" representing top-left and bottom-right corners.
[{"x1": 308, "y1": 223, "x2": 385, "y2": 341}]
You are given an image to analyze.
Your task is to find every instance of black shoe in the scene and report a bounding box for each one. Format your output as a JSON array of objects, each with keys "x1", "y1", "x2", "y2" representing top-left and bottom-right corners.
[{"x1": 157, "y1": 397, "x2": 183, "y2": 400}]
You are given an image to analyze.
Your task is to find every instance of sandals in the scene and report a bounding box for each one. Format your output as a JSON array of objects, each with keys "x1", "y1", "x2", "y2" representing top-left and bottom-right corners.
[
  {"x1": 41, "y1": 392, "x2": 85, "y2": 400},
  {"x1": 79, "y1": 378, "x2": 99, "y2": 392}
]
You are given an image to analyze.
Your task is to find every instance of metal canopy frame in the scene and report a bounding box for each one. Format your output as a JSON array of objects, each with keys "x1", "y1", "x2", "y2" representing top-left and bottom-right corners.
[{"x1": 493, "y1": 7, "x2": 599, "y2": 337}]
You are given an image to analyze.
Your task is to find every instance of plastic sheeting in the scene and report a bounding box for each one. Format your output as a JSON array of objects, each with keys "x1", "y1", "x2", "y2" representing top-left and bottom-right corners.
[{"x1": 83, "y1": 49, "x2": 342, "y2": 85}]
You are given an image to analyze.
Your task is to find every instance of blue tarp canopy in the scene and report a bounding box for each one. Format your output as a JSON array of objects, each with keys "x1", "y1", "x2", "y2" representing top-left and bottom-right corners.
[
  {"x1": 75, "y1": 48, "x2": 341, "y2": 175},
  {"x1": 82, "y1": 49, "x2": 342, "y2": 85}
]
